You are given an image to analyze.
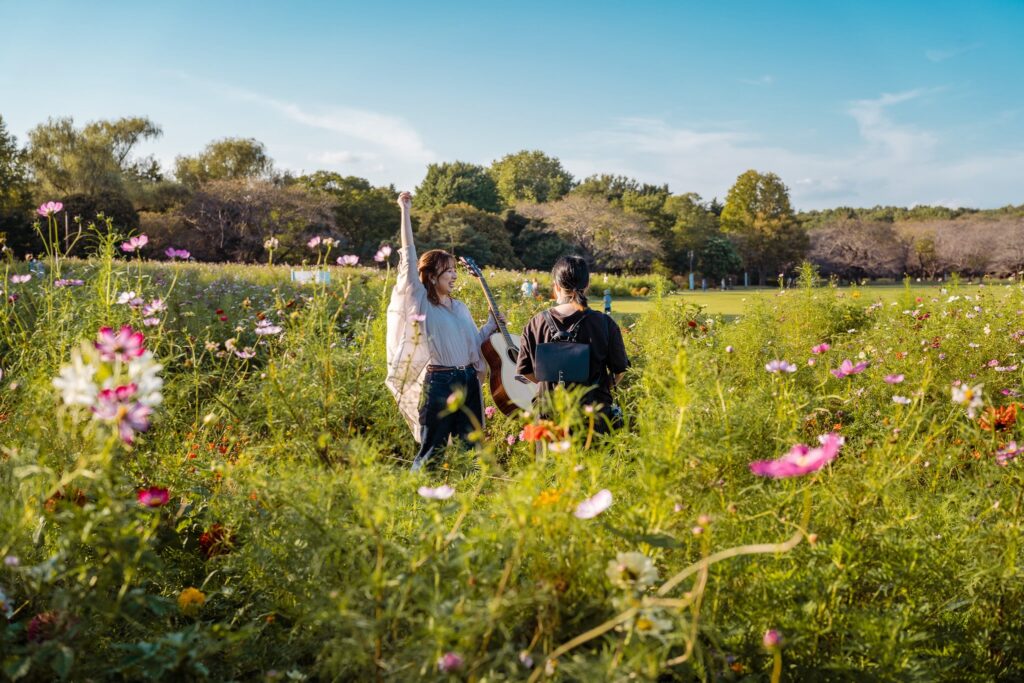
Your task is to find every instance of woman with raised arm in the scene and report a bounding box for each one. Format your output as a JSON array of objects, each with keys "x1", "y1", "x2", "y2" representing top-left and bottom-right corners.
[
  {"x1": 516, "y1": 256, "x2": 629, "y2": 435},
  {"x1": 385, "y1": 191, "x2": 500, "y2": 471}
]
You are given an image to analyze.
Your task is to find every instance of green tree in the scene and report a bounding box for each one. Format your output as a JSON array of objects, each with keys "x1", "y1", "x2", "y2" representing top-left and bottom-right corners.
[
  {"x1": 720, "y1": 170, "x2": 807, "y2": 285},
  {"x1": 663, "y1": 193, "x2": 721, "y2": 273},
  {"x1": 697, "y1": 235, "x2": 742, "y2": 282},
  {"x1": 572, "y1": 174, "x2": 642, "y2": 203},
  {"x1": 415, "y1": 162, "x2": 500, "y2": 213},
  {"x1": 503, "y1": 210, "x2": 572, "y2": 271},
  {"x1": 0, "y1": 115, "x2": 34, "y2": 253},
  {"x1": 416, "y1": 204, "x2": 520, "y2": 269},
  {"x1": 174, "y1": 138, "x2": 273, "y2": 188},
  {"x1": 26, "y1": 116, "x2": 163, "y2": 197},
  {"x1": 292, "y1": 172, "x2": 398, "y2": 259},
  {"x1": 488, "y1": 150, "x2": 574, "y2": 205}
]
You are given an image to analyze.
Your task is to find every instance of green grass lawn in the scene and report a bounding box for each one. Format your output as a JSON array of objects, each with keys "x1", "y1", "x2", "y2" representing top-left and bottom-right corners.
[{"x1": 609, "y1": 281, "x2": 992, "y2": 319}]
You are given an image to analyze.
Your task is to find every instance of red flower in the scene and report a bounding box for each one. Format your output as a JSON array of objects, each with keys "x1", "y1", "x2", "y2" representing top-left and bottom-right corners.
[
  {"x1": 27, "y1": 611, "x2": 61, "y2": 643},
  {"x1": 687, "y1": 320, "x2": 697, "y2": 328},
  {"x1": 199, "y1": 524, "x2": 233, "y2": 559}
]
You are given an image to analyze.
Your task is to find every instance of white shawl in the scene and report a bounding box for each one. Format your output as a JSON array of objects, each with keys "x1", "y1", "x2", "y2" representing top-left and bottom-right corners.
[{"x1": 385, "y1": 243, "x2": 429, "y2": 442}]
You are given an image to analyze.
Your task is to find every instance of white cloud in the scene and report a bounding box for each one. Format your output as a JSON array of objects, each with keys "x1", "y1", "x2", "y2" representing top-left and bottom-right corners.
[
  {"x1": 925, "y1": 43, "x2": 983, "y2": 63},
  {"x1": 563, "y1": 89, "x2": 1024, "y2": 209},
  {"x1": 739, "y1": 75, "x2": 774, "y2": 86}
]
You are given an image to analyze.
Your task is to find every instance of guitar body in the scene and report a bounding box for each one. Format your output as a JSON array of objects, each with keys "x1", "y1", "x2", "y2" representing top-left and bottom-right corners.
[{"x1": 482, "y1": 331, "x2": 538, "y2": 415}]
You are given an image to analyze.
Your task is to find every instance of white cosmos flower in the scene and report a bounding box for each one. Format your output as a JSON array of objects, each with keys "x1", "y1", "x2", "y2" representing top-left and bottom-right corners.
[
  {"x1": 606, "y1": 551, "x2": 658, "y2": 591},
  {"x1": 52, "y1": 343, "x2": 98, "y2": 407},
  {"x1": 124, "y1": 351, "x2": 164, "y2": 407}
]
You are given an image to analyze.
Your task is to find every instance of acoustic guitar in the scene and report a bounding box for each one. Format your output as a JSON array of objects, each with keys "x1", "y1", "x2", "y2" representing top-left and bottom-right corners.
[{"x1": 459, "y1": 256, "x2": 538, "y2": 415}]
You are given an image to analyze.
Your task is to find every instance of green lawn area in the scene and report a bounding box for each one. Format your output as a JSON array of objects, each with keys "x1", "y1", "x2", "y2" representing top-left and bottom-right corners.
[{"x1": 610, "y1": 282, "x2": 986, "y2": 319}]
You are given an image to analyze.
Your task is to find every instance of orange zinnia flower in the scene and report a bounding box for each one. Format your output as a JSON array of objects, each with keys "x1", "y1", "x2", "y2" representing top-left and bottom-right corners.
[{"x1": 980, "y1": 403, "x2": 1019, "y2": 432}]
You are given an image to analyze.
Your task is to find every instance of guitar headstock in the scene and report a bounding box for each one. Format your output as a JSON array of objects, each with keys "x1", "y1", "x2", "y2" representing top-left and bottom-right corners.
[{"x1": 458, "y1": 256, "x2": 482, "y2": 279}]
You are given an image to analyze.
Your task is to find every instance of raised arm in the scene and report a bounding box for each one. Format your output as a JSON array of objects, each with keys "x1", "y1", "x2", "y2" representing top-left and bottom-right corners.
[{"x1": 397, "y1": 191, "x2": 416, "y2": 259}]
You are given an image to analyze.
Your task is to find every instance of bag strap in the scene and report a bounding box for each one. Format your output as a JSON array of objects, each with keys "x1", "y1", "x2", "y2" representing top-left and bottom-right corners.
[{"x1": 543, "y1": 308, "x2": 591, "y2": 342}]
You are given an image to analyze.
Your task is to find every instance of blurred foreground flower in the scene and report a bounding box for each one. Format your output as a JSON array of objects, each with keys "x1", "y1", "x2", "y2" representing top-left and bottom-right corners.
[
  {"x1": 178, "y1": 587, "x2": 206, "y2": 615},
  {"x1": 750, "y1": 433, "x2": 844, "y2": 478},
  {"x1": 418, "y1": 485, "x2": 455, "y2": 500},
  {"x1": 53, "y1": 326, "x2": 164, "y2": 443},
  {"x1": 980, "y1": 403, "x2": 1019, "y2": 432},
  {"x1": 437, "y1": 652, "x2": 464, "y2": 673},
  {"x1": 575, "y1": 489, "x2": 612, "y2": 519},
  {"x1": 951, "y1": 382, "x2": 984, "y2": 418},
  {"x1": 606, "y1": 551, "x2": 658, "y2": 591},
  {"x1": 137, "y1": 486, "x2": 170, "y2": 508},
  {"x1": 765, "y1": 359, "x2": 797, "y2": 373}
]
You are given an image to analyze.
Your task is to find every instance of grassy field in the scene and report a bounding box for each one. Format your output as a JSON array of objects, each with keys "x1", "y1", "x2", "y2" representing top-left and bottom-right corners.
[{"x1": 4, "y1": 243, "x2": 1024, "y2": 680}]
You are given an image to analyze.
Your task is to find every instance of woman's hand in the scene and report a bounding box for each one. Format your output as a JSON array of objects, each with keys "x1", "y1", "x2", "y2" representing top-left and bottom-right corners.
[{"x1": 397, "y1": 191, "x2": 412, "y2": 212}]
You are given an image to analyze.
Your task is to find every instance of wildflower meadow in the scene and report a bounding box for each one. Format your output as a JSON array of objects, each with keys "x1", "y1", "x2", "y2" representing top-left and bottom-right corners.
[{"x1": 3, "y1": 211, "x2": 1024, "y2": 681}]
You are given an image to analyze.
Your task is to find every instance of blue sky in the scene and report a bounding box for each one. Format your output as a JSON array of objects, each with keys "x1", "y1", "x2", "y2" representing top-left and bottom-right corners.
[{"x1": 1, "y1": 0, "x2": 1022, "y2": 209}]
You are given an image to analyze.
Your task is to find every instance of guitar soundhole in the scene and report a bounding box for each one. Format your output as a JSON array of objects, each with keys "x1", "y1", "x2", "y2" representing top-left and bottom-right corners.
[{"x1": 507, "y1": 347, "x2": 519, "y2": 364}]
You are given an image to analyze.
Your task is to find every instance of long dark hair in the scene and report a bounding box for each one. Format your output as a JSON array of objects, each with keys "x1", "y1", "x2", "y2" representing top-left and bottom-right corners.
[{"x1": 551, "y1": 256, "x2": 590, "y2": 309}]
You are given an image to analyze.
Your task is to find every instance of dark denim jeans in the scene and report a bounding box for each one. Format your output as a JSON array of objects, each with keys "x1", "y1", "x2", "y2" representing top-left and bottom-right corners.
[{"x1": 411, "y1": 368, "x2": 483, "y2": 472}]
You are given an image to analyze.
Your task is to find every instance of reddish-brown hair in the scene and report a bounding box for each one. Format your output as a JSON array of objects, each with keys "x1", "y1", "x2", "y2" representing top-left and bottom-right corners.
[{"x1": 417, "y1": 249, "x2": 456, "y2": 306}]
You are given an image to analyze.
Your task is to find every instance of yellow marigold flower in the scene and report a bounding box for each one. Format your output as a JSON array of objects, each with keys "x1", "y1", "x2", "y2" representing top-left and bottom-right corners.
[
  {"x1": 178, "y1": 587, "x2": 206, "y2": 615},
  {"x1": 533, "y1": 488, "x2": 562, "y2": 507}
]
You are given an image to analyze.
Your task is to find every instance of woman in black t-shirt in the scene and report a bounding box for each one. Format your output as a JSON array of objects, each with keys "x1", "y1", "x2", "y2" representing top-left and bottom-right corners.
[{"x1": 516, "y1": 256, "x2": 629, "y2": 433}]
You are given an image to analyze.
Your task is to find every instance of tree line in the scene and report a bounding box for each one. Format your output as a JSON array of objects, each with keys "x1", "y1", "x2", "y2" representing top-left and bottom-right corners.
[{"x1": 1, "y1": 114, "x2": 1022, "y2": 282}]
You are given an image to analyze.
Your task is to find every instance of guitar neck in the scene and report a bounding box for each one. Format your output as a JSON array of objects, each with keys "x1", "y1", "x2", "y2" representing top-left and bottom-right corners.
[{"x1": 475, "y1": 273, "x2": 516, "y2": 348}]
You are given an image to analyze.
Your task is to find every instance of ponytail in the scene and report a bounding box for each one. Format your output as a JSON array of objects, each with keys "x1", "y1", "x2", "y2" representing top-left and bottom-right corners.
[{"x1": 551, "y1": 256, "x2": 590, "y2": 309}]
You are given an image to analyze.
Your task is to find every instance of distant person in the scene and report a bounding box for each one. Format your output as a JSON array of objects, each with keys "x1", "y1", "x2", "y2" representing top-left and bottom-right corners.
[
  {"x1": 531, "y1": 278, "x2": 540, "y2": 300},
  {"x1": 516, "y1": 256, "x2": 629, "y2": 435},
  {"x1": 521, "y1": 279, "x2": 533, "y2": 298},
  {"x1": 384, "y1": 191, "x2": 502, "y2": 472}
]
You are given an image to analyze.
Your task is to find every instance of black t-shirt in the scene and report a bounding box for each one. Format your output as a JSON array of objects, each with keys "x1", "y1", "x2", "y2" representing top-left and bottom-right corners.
[{"x1": 516, "y1": 307, "x2": 629, "y2": 409}]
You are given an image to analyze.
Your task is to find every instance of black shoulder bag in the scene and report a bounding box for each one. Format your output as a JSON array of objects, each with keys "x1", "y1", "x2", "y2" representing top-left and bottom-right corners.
[{"x1": 534, "y1": 310, "x2": 591, "y2": 385}]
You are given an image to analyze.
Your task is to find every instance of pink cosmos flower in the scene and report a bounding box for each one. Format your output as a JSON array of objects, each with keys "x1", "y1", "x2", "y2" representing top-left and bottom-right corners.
[
  {"x1": 336, "y1": 254, "x2": 359, "y2": 266},
  {"x1": 254, "y1": 320, "x2": 283, "y2": 335},
  {"x1": 749, "y1": 432, "x2": 844, "y2": 478},
  {"x1": 884, "y1": 374, "x2": 904, "y2": 384},
  {"x1": 37, "y1": 201, "x2": 63, "y2": 217},
  {"x1": 892, "y1": 395, "x2": 911, "y2": 405},
  {"x1": 506, "y1": 434, "x2": 516, "y2": 445},
  {"x1": 418, "y1": 485, "x2": 455, "y2": 500},
  {"x1": 142, "y1": 317, "x2": 160, "y2": 327},
  {"x1": 763, "y1": 629, "x2": 783, "y2": 649},
  {"x1": 831, "y1": 359, "x2": 868, "y2": 379},
  {"x1": 811, "y1": 343, "x2": 830, "y2": 354},
  {"x1": 374, "y1": 245, "x2": 393, "y2": 262},
  {"x1": 765, "y1": 359, "x2": 797, "y2": 373},
  {"x1": 10, "y1": 274, "x2": 31, "y2": 284},
  {"x1": 987, "y1": 359, "x2": 1001, "y2": 368},
  {"x1": 995, "y1": 365, "x2": 1019, "y2": 373},
  {"x1": 307, "y1": 236, "x2": 322, "y2": 249},
  {"x1": 484, "y1": 406, "x2": 497, "y2": 419},
  {"x1": 165, "y1": 247, "x2": 190, "y2": 260},
  {"x1": 437, "y1": 652, "x2": 464, "y2": 673},
  {"x1": 54, "y1": 278, "x2": 84, "y2": 287},
  {"x1": 574, "y1": 489, "x2": 613, "y2": 519},
  {"x1": 92, "y1": 384, "x2": 152, "y2": 443},
  {"x1": 95, "y1": 326, "x2": 146, "y2": 362},
  {"x1": 234, "y1": 348, "x2": 256, "y2": 359},
  {"x1": 996, "y1": 441, "x2": 1021, "y2": 466},
  {"x1": 137, "y1": 486, "x2": 170, "y2": 507},
  {"x1": 120, "y1": 235, "x2": 149, "y2": 253}
]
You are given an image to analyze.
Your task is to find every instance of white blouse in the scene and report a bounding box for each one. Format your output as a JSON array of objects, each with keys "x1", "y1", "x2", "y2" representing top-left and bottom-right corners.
[{"x1": 385, "y1": 226, "x2": 495, "y2": 442}]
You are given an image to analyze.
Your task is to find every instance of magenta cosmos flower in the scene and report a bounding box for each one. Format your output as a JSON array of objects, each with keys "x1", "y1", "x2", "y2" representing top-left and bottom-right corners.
[
  {"x1": 831, "y1": 359, "x2": 868, "y2": 379},
  {"x1": 92, "y1": 384, "x2": 152, "y2": 443},
  {"x1": 574, "y1": 489, "x2": 613, "y2": 519},
  {"x1": 137, "y1": 486, "x2": 170, "y2": 507},
  {"x1": 811, "y1": 343, "x2": 830, "y2": 354},
  {"x1": 95, "y1": 326, "x2": 146, "y2": 362},
  {"x1": 37, "y1": 201, "x2": 63, "y2": 217},
  {"x1": 749, "y1": 432, "x2": 844, "y2": 478},
  {"x1": 121, "y1": 235, "x2": 149, "y2": 253},
  {"x1": 437, "y1": 652, "x2": 464, "y2": 673}
]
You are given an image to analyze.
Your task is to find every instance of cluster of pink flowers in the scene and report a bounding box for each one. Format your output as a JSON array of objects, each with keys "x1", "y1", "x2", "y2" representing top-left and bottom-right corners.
[
  {"x1": 52, "y1": 326, "x2": 163, "y2": 444},
  {"x1": 165, "y1": 247, "x2": 190, "y2": 260}
]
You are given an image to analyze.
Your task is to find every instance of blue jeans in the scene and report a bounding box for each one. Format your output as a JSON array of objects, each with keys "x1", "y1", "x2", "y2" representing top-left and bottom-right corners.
[{"x1": 411, "y1": 368, "x2": 483, "y2": 472}]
